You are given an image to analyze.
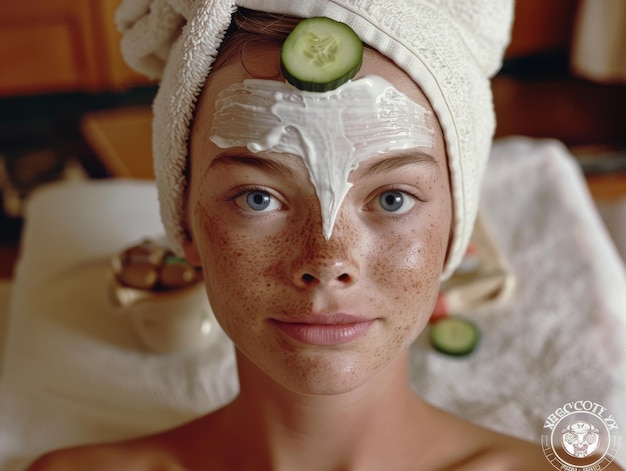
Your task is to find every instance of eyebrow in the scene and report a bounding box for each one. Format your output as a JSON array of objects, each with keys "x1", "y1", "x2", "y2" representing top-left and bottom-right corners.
[
  {"x1": 209, "y1": 150, "x2": 296, "y2": 178},
  {"x1": 359, "y1": 150, "x2": 439, "y2": 178},
  {"x1": 208, "y1": 148, "x2": 438, "y2": 180}
]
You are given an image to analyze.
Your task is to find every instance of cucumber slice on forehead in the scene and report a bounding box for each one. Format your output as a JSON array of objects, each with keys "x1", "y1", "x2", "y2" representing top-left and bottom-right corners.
[{"x1": 281, "y1": 17, "x2": 363, "y2": 92}]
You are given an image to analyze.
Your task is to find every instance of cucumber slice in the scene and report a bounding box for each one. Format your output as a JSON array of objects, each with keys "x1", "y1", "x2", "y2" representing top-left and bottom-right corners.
[
  {"x1": 281, "y1": 17, "x2": 363, "y2": 92},
  {"x1": 429, "y1": 316, "x2": 480, "y2": 356}
]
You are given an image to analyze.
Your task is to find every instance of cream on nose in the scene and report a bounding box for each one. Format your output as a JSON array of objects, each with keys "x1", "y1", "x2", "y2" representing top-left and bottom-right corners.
[
  {"x1": 289, "y1": 194, "x2": 364, "y2": 289},
  {"x1": 290, "y1": 208, "x2": 362, "y2": 288}
]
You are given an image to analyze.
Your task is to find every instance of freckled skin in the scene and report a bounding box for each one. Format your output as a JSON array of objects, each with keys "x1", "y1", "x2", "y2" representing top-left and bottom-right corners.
[
  {"x1": 195, "y1": 195, "x2": 445, "y2": 393},
  {"x1": 185, "y1": 43, "x2": 451, "y2": 396}
]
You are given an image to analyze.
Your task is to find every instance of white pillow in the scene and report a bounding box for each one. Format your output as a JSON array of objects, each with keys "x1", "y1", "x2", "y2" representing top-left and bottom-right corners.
[{"x1": 0, "y1": 180, "x2": 238, "y2": 469}]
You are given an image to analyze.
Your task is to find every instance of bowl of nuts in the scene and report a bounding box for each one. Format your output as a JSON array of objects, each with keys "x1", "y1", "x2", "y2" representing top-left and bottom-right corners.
[{"x1": 108, "y1": 239, "x2": 218, "y2": 353}]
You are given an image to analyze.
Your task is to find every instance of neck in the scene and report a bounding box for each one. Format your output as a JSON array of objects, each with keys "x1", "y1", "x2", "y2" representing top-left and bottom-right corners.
[{"x1": 223, "y1": 349, "x2": 432, "y2": 471}]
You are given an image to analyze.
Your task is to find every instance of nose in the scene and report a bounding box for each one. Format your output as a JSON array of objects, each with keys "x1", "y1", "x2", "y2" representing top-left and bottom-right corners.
[
  {"x1": 294, "y1": 260, "x2": 357, "y2": 288},
  {"x1": 290, "y1": 214, "x2": 361, "y2": 289}
]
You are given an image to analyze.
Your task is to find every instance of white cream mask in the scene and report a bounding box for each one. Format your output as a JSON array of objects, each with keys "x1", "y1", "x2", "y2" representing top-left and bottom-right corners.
[{"x1": 209, "y1": 75, "x2": 434, "y2": 239}]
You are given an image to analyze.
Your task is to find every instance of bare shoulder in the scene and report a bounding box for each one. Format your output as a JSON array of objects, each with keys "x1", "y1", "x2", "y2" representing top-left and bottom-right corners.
[
  {"x1": 25, "y1": 441, "x2": 181, "y2": 471},
  {"x1": 440, "y1": 413, "x2": 624, "y2": 471},
  {"x1": 25, "y1": 408, "x2": 230, "y2": 471},
  {"x1": 463, "y1": 434, "x2": 557, "y2": 471},
  {"x1": 425, "y1": 406, "x2": 555, "y2": 470},
  {"x1": 462, "y1": 423, "x2": 624, "y2": 471}
]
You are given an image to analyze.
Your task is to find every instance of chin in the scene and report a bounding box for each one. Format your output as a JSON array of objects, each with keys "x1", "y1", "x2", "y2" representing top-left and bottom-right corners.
[{"x1": 252, "y1": 343, "x2": 408, "y2": 396}]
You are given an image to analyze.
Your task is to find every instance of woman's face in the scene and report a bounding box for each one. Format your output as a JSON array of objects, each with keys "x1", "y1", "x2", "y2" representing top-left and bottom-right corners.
[{"x1": 185, "y1": 42, "x2": 451, "y2": 395}]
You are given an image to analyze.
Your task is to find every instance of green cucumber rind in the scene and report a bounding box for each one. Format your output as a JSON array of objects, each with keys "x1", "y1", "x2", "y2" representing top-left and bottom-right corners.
[
  {"x1": 281, "y1": 17, "x2": 363, "y2": 92},
  {"x1": 281, "y1": 59, "x2": 362, "y2": 93},
  {"x1": 429, "y1": 316, "x2": 480, "y2": 356}
]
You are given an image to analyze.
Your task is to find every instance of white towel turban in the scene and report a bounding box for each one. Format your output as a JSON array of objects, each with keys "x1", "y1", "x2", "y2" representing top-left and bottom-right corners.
[{"x1": 116, "y1": 0, "x2": 514, "y2": 280}]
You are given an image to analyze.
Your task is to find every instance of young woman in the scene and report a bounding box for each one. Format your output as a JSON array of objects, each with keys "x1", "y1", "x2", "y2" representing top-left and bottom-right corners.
[{"x1": 26, "y1": 2, "x2": 623, "y2": 470}]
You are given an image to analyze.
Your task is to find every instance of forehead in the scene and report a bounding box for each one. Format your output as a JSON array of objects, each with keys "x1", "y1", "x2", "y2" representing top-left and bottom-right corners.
[
  {"x1": 187, "y1": 40, "x2": 450, "y2": 241},
  {"x1": 190, "y1": 42, "x2": 447, "y2": 173},
  {"x1": 205, "y1": 42, "x2": 432, "y2": 111}
]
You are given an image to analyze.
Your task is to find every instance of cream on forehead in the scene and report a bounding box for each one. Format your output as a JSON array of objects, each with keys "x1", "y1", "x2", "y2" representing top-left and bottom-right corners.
[{"x1": 209, "y1": 75, "x2": 434, "y2": 239}]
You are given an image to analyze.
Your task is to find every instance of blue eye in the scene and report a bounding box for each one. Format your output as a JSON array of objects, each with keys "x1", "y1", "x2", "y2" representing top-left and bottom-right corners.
[
  {"x1": 247, "y1": 191, "x2": 271, "y2": 211},
  {"x1": 373, "y1": 190, "x2": 416, "y2": 214},
  {"x1": 234, "y1": 190, "x2": 282, "y2": 212},
  {"x1": 379, "y1": 191, "x2": 404, "y2": 212}
]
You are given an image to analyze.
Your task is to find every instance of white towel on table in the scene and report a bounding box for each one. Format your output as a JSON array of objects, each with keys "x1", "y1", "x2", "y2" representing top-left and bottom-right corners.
[{"x1": 0, "y1": 138, "x2": 625, "y2": 470}]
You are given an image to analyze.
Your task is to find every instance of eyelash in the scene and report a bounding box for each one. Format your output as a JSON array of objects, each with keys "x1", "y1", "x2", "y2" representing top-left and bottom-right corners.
[
  {"x1": 365, "y1": 185, "x2": 424, "y2": 218},
  {"x1": 226, "y1": 185, "x2": 285, "y2": 214}
]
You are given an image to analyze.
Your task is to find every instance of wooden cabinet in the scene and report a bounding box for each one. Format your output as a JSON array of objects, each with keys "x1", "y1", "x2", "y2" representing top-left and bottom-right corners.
[
  {"x1": 0, "y1": 0, "x2": 152, "y2": 96},
  {"x1": 505, "y1": 0, "x2": 578, "y2": 57},
  {"x1": 0, "y1": 0, "x2": 581, "y2": 95}
]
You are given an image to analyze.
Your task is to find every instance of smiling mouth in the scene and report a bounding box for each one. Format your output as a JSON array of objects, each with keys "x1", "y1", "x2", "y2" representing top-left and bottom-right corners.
[{"x1": 270, "y1": 315, "x2": 375, "y2": 345}]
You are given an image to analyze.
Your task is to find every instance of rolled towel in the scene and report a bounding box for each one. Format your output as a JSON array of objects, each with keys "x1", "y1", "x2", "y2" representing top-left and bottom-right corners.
[{"x1": 116, "y1": 0, "x2": 514, "y2": 279}]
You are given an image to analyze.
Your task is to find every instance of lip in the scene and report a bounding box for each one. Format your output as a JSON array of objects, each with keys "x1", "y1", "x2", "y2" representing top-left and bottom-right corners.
[{"x1": 270, "y1": 314, "x2": 375, "y2": 345}]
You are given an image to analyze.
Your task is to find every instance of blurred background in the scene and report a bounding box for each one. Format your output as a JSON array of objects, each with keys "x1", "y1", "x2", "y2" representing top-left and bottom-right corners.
[{"x1": 0, "y1": 0, "x2": 625, "y2": 278}]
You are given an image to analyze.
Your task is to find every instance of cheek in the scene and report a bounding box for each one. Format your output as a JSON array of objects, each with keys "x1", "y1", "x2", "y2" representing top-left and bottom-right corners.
[
  {"x1": 371, "y1": 163, "x2": 451, "y2": 292},
  {"x1": 368, "y1": 203, "x2": 450, "y2": 331},
  {"x1": 190, "y1": 198, "x2": 295, "y2": 330},
  {"x1": 373, "y1": 231, "x2": 443, "y2": 310},
  {"x1": 375, "y1": 201, "x2": 450, "y2": 285}
]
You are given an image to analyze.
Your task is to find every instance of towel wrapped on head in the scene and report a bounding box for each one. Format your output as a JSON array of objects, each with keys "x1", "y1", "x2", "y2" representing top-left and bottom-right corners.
[{"x1": 116, "y1": 0, "x2": 514, "y2": 280}]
